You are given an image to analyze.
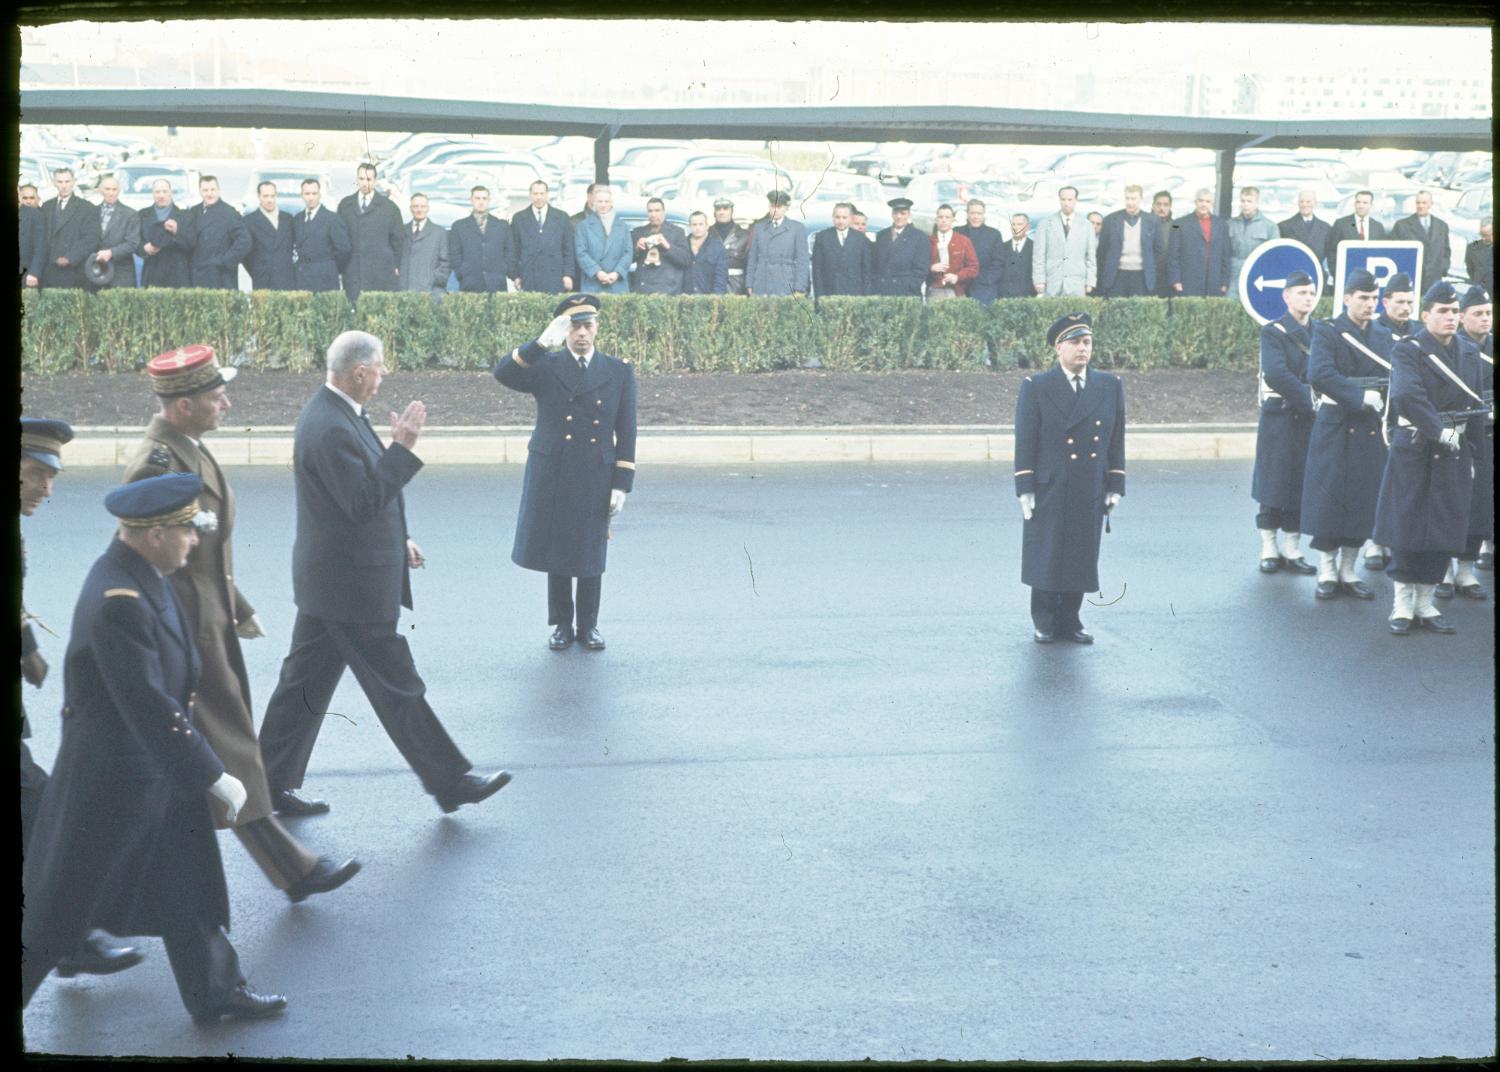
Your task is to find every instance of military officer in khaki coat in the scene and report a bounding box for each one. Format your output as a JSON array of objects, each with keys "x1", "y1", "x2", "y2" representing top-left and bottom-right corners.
[{"x1": 122, "y1": 345, "x2": 359, "y2": 903}]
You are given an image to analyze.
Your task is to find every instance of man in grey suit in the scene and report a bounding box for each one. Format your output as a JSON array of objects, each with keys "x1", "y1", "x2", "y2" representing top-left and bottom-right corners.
[
  {"x1": 87, "y1": 175, "x2": 141, "y2": 290},
  {"x1": 40, "y1": 167, "x2": 99, "y2": 289},
  {"x1": 398, "y1": 194, "x2": 450, "y2": 296},
  {"x1": 1390, "y1": 190, "x2": 1452, "y2": 292},
  {"x1": 1032, "y1": 186, "x2": 1096, "y2": 297}
]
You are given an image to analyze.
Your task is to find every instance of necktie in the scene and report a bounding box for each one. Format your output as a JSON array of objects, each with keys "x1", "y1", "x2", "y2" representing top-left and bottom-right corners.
[
  {"x1": 478, "y1": 217, "x2": 486, "y2": 235},
  {"x1": 305, "y1": 210, "x2": 312, "y2": 223},
  {"x1": 1357, "y1": 219, "x2": 1365, "y2": 240},
  {"x1": 838, "y1": 232, "x2": 844, "y2": 247},
  {"x1": 1062, "y1": 217, "x2": 1071, "y2": 239},
  {"x1": 361, "y1": 196, "x2": 369, "y2": 213},
  {"x1": 413, "y1": 222, "x2": 420, "y2": 237},
  {"x1": 1073, "y1": 375, "x2": 1083, "y2": 393},
  {"x1": 576, "y1": 355, "x2": 588, "y2": 371},
  {"x1": 101, "y1": 205, "x2": 112, "y2": 230},
  {"x1": 536, "y1": 209, "x2": 543, "y2": 227},
  {"x1": 1422, "y1": 217, "x2": 1430, "y2": 233}
]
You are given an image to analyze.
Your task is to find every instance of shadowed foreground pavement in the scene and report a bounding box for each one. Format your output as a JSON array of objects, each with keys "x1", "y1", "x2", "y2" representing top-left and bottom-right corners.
[{"x1": 19, "y1": 462, "x2": 1495, "y2": 1060}]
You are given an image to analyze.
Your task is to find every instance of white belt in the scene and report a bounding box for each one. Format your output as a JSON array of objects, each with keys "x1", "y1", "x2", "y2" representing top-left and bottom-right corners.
[{"x1": 727, "y1": 268, "x2": 744, "y2": 276}]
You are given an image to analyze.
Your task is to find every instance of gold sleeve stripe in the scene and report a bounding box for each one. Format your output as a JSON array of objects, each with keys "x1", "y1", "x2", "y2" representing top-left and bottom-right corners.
[
  {"x1": 103, "y1": 588, "x2": 140, "y2": 599},
  {"x1": 1014, "y1": 469, "x2": 1035, "y2": 476},
  {"x1": 615, "y1": 460, "x2": 636, "y2": 470},
  {"x1": 511, "y1": 347, "x2": 529, "y2": 368}
]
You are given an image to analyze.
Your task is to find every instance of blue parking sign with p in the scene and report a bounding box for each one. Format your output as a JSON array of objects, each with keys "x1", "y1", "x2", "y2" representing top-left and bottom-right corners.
[
  {"x1": 1238, "y1": 239, "x2": 1325, "y2": 325},
  {"x1": 1333, "y1": 240, "x2": 1423, "y2": 303}
]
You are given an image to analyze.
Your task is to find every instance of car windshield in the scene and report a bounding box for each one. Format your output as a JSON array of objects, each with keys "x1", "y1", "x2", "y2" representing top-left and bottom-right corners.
[
  {"x1": 116, "y1": 168, "x2": 191, "y2": 194},
  {"x1": 688, "y1": 174, "x2": 781, "y2": 200}
]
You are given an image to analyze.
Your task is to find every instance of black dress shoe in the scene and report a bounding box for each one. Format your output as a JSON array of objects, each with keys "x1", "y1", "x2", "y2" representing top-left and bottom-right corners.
[
  {"x1": 286, "y1": 856, "x2": 361, "y2": 904},
  {"x1": 1364, "y1": 553, "x2": 1388, "y2": 571},
  {"x1": 1388, "y1": 617, "x2": 1413, "y2": 636},
  {"x1": 1315, "y1": 580, "x2": 1339, "y2": 599},
  {"x1": 548, "y1": 626, "x2": 574, "y2": 651},
  {"x1": 1433, "y1": 582, "x2": 1455, "y2": 600},
  {"x1": 273, "y1": 788, "x2": 330, "y2": 817},
  {"x1": 55, "y1": 933, "x2": 145, "y2": 978},
  {"x1": 579, "y1": 627, "x2": 605, "y2": 651},
  {"x1": 1064, "y1": 628, "x2": 1094, "y2": 645},
  {"x1": 1340, "y1": 580, "x2": 1375, "y2": 600},
  {"x1": 1032, "y1": 629, "x2": 1055, "y2": 644},
  {"x1": 1418, "y1": 614, "x2": 1456, "y2": 634},
  {"x1": 192, "y1": 983, "x2": 288, "y2": 1026},
  {"x1": 1281, "y1": 556, "x2": 1317, "y2": 575},
  {"x1": 434, "y1": 770, "x2": 513, "y2": 814},
  {"x1": 1477, "y1": 551, "x2": 1494, "y2": 571},
  {"x1": 1259, "y1": 556, "x2": 1280, "y2": 574},
  {"x1": 1456, "y1": 583, "x2": 1487, "y2": 600}
]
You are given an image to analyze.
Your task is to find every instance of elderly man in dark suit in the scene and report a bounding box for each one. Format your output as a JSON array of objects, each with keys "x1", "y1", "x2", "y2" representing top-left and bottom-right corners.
[
  {"x1": 19, "y1": 196, "x2": 47, "y2": 288},
  {"x1": 40, "y1": 167, "x2": 99, "y2": 289},
  {"x1": 1464, "y1": 217, "x2": 1493, "y2": 296},
  {"x1": 292, "y1": 178, "x2": 351, "y2": 293},
  {"x1": 1013, "y1": 313, "x2": 1126, "y2": 644},
  {"x1": 510, "y1": 180, "x2": 574, "y2": 294},
  {"x1": 188, "y1": 176, "x2": 251, "y2": 290},
  {"x1": 1390, "y1": 190, "x2": 1451, "y2": 292},
  {"x1": 1278, "y1": 189, "x2": 1333, "y2": 276},
  {"x1": 243, "y1": 181, "x2": 296, "y2": 291},
  {"x1": 1325, "y1": 190, "x2": 1387, "y2": 269},
  {"x1": 494, "y1": 295, "x2": 638, "y2": 651},
  {"x1": 871, "y1": 196, "x2": 928, "y2": 296},
  {"x1": 995, "y1": 213, "x2": 1036, "y2": 298},
  {"x1": 398, "y1": 193, "x2": 451, "y2": 296},
  {"x1": 139, "y1": 178, "x2": 195, "y2": 289},
  {"x1": 337, "y1": 163, "x2": 405, "y2": 303},
  {"x1": 449, "y1": 185, "x2": 515, "y2": 294},
  {"x1": 257, "y1": 331, "x2": 510, "y2": 815},
  {"x1": 812, "y1": 201, "x2": 870, "y2": 298},
  {"x1": 87, "y1": 175, "x2": 141, "y2": 290},
  {"x1": 22, "y1": 472, "x2": 288, "y2": 1025},
  {"x1": 1096, "y1": 185, "x2": 1158, "y2": 298},
  {"x1": 954, "y1": 199, "x2": 1004, "y2": 304},
  {"x1": 1170, "y1": 188, "x2": 1232, "y2": 297}
]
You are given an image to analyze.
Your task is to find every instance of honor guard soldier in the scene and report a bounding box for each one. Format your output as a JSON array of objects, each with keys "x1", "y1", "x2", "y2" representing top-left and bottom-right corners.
[
  {"x1": 1252, "y1": 271, "x2": 1320, "y2": 575},
  {"x1": 1301, "y1": 268, "x2": 1396, "y2": 599},
  {"x1": 1371, "y1": 282, "x2": 1488, "y2": 634},
  {"x1": 22, "y1": 473, "x2": 289, "y2": 1025},
  {"x1": 871, "y1": 197, "x2": 929, "y2": 296},
  {"x1": 1435, "y1": 285, "x2": 1495, "y2": 597},
  {"x1": 123, "y1": 345, "x2": 360, "y2": 902},
  {"x1": 495, "y1": 294, "x2": 638, "y2": 651},
  {"x1": 20, "y1": 418, "x2": 146, "y2": 980},
  {"x1": 1460, "y1": 284, "x2": 1494, "y2": 573},
  {"x1": 1013, "y1": 313, "x2": 1126, "y2": 644},
  {"x1": 1378, "y1": 272, "x2": 1417, "y2": 338}
]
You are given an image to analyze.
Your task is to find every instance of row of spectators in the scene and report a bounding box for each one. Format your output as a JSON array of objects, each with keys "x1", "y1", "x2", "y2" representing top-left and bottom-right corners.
[{"x1": 17, "y1": 163, "x2": 1496, "y2": 304}]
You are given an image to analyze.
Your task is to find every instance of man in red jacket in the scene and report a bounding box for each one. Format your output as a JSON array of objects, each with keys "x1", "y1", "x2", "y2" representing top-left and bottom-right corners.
[{"x1": 928, "y1": 204, "x2": 979, "y2": 300}]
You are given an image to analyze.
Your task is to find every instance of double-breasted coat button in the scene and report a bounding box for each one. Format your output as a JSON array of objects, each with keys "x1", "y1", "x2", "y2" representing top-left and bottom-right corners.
[
  {"x1": 1091, "y1": 452, "x2": 1097, "y2": 458},
  {"x1": 1369, "y1": 430, "x2": 1376, "y2": 436},
  {"x1": 1070, "y1": 453, "x2": 1078, "y2": 460},
  {"x1": 1093, "y1": 435, "x2": 1100, "y2": 442},
  {"x1": 1066, "y1": 437, "x2": 1074, "y2": 444},
  {"x1": 1096, "y1": 420, "x2": 1102, "y2": 426},
  {"x1": 565, "y1": 414, "x2": 573, "y2": 422},
  {"x1": 590, "y1": 437, "x2": 597, "y2": 443},
  {"x1": 593, "y1": 419, "x2": 600, "y2": 426},
  {"x1": 597, "y1": 399, "x2": 603, "y2": 406},
  {"x1": 564, "y1": 433, "x2": 573, "y2": 441}
]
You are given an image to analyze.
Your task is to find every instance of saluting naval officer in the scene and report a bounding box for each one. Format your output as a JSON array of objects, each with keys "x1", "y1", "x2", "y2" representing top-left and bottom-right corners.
[
  {"x1": 1301, "y1": 268, "x2": 1396, "y2": 599},
  {"x1": 1371, "y1": 282, "x2": 1487, "y2": 634},
  {"x1": 1013, "y1": 312, "x2": 1126, "y2": 644},
  {"x1": 123, "y1": 345, "x2": 360, "y2": 901},
  {"x1": 494, "y1": 294, "x2": 638, "y2": 651},
  {"x1": 22, "y1": 473, "x2": 288, "y2": 1025},
  {"x1": 1252, "y1": 271, "x2": 1320, "y2": 576}
]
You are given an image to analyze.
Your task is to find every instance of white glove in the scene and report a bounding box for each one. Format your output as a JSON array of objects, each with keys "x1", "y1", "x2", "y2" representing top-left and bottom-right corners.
[
  {"x1": 608, "y1": 489, "x2": 627, "y2": 517},
  {"x1": 1363, "y1": 389, "x2": 1383, "y2": 412},
  {"x1": 1018, "y1": 493, "x2": 1035, "y2": 521},
  {"x1": 538, "y1": 314, "x2": 571, "y2": 349},
  {"x1": 235, "y1": 613, "x2": 265, "y2": 639},
  {"x1": 1105, "y1": 491, "x2": 1122, "y2": 511},
  {"x1": 208, "y1": 772, "x2": 247, "y2": 825},
  {"x1": 1439, "y1": 426, "x2": 1463, "y2": 453}
]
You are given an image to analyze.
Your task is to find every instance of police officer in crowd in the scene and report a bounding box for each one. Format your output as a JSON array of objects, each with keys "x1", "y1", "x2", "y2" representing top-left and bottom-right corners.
[
  {"x1": 22, "y1": 473, "x2": 288, "y2": 1025},
  {"x1": 20, "y1": 418, "x2": 147, "y2": 979},
  {"x1": 1302, "y1": 268, "x2": 1396, "y2": 599},
  {"x1": 1372, "y1": 282, "x2": 1488, "y2": 634},
  {"x1": 494, "y1": 295, "x2": 638, "y2": 651},
  {"x1": 1378, "y1": 272, "x2": 1416, "y2": 338},
  {"x1": 871, "y1": 196, "x2": 929, "y2": 297},
  {"x1": 709, "y1": 197, "x2": 750, "y2": 295},
  {"x1": 1252, "y1": 271, "x2": 1319, "y2": 575},
  {"x1": 1013, "y1": 313, "x2": 1126, "y2": 644}
]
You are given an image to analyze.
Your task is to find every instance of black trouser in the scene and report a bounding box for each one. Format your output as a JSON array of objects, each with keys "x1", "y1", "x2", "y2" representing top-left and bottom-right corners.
[
  {"x1": 259, "y1": 612, "x2": 471, "y2": 796},
  {"x1": 548, "y1": 574, "x2": 601, "y2": 632},
  {"x1": 20, "y1": 739, "x2": 48, "y2": 851},
  {"x1": 1308, "y1": 535, "x2": 1363, "y2": 553},
  {"x1": 1030, "y1": 589, "x2": 1084, "y2": 634},
  {"x1": 1463, "y1": 534, "x2": 1484, "y2": 559},
  {"x1": 1106, "y1": 270, "x2": 1148, "y2": 297},
  {"x1": 1388, "y1": 550, "x2": 1451, "y2": 584},
  {"x1": 1256, "y1": 506, "x2": 1301, "y2": 532}
]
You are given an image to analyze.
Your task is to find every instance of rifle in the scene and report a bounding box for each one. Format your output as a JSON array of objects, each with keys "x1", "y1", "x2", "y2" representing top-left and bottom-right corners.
[{"x1": 1315, "y1": 376, "x2": 1389, "y2": 410}]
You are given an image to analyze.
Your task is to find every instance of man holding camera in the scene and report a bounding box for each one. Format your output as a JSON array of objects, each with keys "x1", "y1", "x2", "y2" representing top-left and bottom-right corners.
[{"x1": 630, "y1": 198, "x2": 689, "y2": 295}]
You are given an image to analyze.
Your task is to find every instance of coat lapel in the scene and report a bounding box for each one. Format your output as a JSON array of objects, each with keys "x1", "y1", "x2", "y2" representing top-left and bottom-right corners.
[
  {"x1": 113, "y1": 539, "x2": 191, "y2": 652},
  {"x1": 1040, "y1": 366, "x2": 1076, "y2": 418},
  {"x1": 550, "y1": 350, "x2": 587, "y2": 396}
]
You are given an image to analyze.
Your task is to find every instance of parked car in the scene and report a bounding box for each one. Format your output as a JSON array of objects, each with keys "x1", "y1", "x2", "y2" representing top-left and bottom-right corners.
[
  {"x1": 1446, "y1": 185, "x2": 1492, "y2": 283},
  {"x1": 90, "y1": 162, "x2": 200, "y2": 211},
  {"x1": 236, "y1": 165, "x2": 332, "y2": 216},
  {"x1": 789, "y1": 172, "x2": 892, "y2": 231},
  {"x1": 665, "y1": 166, "x2": 796, "y2": 216}
]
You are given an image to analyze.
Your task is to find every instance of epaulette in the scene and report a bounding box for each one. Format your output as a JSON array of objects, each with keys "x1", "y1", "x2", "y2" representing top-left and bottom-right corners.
[
  {"x1": 103, "y1": 588, "x2": 140, "y2": 599},
  {"x1": 147, "y1": 444, "x2": 174, "y2": 470}
]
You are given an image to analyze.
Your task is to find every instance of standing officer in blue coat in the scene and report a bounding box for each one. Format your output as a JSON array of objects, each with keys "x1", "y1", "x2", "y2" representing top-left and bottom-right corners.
[
  {"x1": 1371, "y1": 282, "x2": 1487, "y2": 634},
  {"x1": 1252, "y1": 271, "x2": 1320, "y2": 575},
  {"x1": 871, "y1": 197, "x2": 929, "y2": 297},
  {"x1": 1013, "y1": 313, "x2": 1127, "y2": 644},
  {"x1": 494, "y1": 295, "x2": 638, "y2": 651},
  {"x1": 1301, "y1": 268, "x2": 1395, "y2": 599},
  {"x1": 22, "y1": 473, "x2": 289, "y2": 1025}
]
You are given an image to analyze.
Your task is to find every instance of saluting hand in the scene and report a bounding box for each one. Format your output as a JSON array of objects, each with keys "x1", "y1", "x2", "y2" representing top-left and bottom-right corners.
[{"x1": 390, "y1": 400, "x2": 426, "y2": 450}]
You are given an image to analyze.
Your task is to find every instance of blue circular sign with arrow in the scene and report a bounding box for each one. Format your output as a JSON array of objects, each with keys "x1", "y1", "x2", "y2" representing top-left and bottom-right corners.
[{"x1": 1237, "y1": 239, "x2": 1325, "y2": 325}]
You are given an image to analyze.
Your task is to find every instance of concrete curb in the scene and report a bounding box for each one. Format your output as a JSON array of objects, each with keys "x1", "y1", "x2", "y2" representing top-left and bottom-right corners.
[{"x1": 64, "y1": 423, "x2": 1260, "y2": 466}]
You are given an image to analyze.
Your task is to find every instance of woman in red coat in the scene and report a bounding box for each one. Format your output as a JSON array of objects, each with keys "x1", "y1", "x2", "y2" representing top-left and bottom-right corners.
[{"x1": 928, "y1": 203, "x2": 979, "y2": 299}]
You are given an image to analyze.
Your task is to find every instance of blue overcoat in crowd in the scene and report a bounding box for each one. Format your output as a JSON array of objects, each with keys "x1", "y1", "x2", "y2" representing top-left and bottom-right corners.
[
  {"x1": 291, "y1": 207, "x2": 351, "y2": 292},
  {"x1": 1096, "y1": 210, "x2": 1158, "y2": 296},
  {"x1": 510, "y1": 205, "x2": 575, "y2": 293},
  {"x1": 188, "y1": 200, "x2": 252, "y2": 290},
  {"x1": 1169, "y1": 212, "x2": 1232, "y2": 297},
  {"x1": 954, "y1": 222, "x2": 1005, "y2": 303},
  {"x1": 40, "y1": 195, "x2": 100, "y2": 288},
  {"x1": 1459, "y1": 335, "x2": 1493, "y2": 541},
  {"x1": 243, "y1": 208, "x2": 297, "y2": 290},
  {"x1": 870, "y1": 225, "x2": 929, "y2": 296},
  {"x1": 337, "y1": 191, "x2": 405, "y2": 301},
  {"x1": 494, "y1": 340, "x2": 638, "y2": 579},
  {"x1": 575, "y1": 214, "x2": 633, "y2": 294},
  {"x1": 1013, "y1": 366, "x2": 1127, "y2": 593},
  {"x1": 1300, "y1": 314, "x2": 1395, "y2": 542},
  {"x1": 449, "y1": 214, "x2": 515, "y2": 294},
  {"x1": 1251, "y1": 313, "x2": 1316, "y2": 512},
  {"x1": 812, "y1": 226, "x2": 870, "y2": 297},
  {"x1": 683, "y1": 232, "x2": 729, "y2": 295},
  {"x1": 138, "y1": 203, "x2": 195, "y2": 288}
]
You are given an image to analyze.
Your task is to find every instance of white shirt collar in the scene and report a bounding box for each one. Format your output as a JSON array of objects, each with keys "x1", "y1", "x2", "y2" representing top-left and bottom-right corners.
[
  {"x1": 261, "y1": 207, "x2": 280, "y2": 225},
  {"x1": 1060, "y1": 365, "x2": 1087, "y2": 387},
  {"x1": 306, "y1": 205, "x2": 319, "y2": 219},
  {"x1": 324, "y1": 382, "x2": 363, "y2": 416},
  {"x1": 569, "y1": 347, "x2": 596, "y2": 366}
]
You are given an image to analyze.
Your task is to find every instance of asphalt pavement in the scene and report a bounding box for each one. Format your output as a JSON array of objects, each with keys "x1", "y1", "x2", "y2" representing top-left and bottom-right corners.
[{"x1": 18, "y1": 461, "x2": 1496, "y2": 1060}]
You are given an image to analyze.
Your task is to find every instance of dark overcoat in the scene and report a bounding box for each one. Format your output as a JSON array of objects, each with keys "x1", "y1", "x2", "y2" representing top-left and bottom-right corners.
[
  {"x1": 449, "y1": 214, "x2": 515, "y2": 294},
  {"x1": 1371, "y1": 330, "x2": 1484, "y2": 552},
  {"x1": 955, "y1": 223, "x2": 1005, "y2": 304},
  {"x1": 683, "y1": 233, "x2": 729, "y2": 295},
  {"x1": 812, "y1": 226, "x2": 870, "y2": 297},
  {"x1": 291, "y1": 207, "x2": 351, "y2": 292},
  {"x1": 22, "y1": 538, "x2": 228, "y2": 967},
  {"x1": 138, "y1": 204, "x2": 195, "y2": 288},
  {"x1": 1278, "y1": 214, "x2": 1333, "y2": 271},
  {"x1": 188, "y1": 201, "x2": 252, "y2": 289},
  {"x1": 1390, "y1": 213, "x2": 1451, "y2": 291},
  {"x1": 92, "y1": 201, "x2": 141, "y2": 290},
  {"x1": 243, "y1": 208, "x2": 297, "y2": 290},
  {"x1": 1464, "y1": 240, "x2": 1493, "y2": 296},
  {"x1": 630, "y1": 222, "x2": 690, "y2": 295},
  {"x1": 870, "y1": 225, "x2": 929, "y2": 296},
  {"x1": 1168, "y1": 212, "x2": 1232, "y2": 296},
  {"x1": 510, "y1": 205, "x2": 575, "y2": 293},
  {"x1": 40, "y1": 196, "x2": 100, "y2": 288},
  {"x1": 1252, "y1": 314, "x2": 1316, "y2": 511},
  {"x1": 995, "y1": 237, "x2": 1035, "y2": 299},
  {"x1": 291, "y1": 386, "x2": 423, "y2": 624},
  {"x1": 18, "y1": 204, "x2": 48, "y2": 280},
  {"x1": 1013, "y1": 366, "x2": 1127, "y2": 592},
  {"x1": 337, "y1": 191, "x2": 405, "y2": 300},
  {"x1": 1324, "y1": 214, "x2": 1386, "y2": 266},
  {"x1": 494, "y1": 341, "x2": 638, "y2": 578},
  {"x1": 1377, "y1": 313, "x2": 1415, "y2": 339},
  {"x1": 1095, "y1": 210, "x2": 1158, "y2": 295},
  {"x1": 1459, "y1": 336, "x2": 1493, "y2": 540},
  {"x1": 1300, "y1": 314, "x2": 1395, "y2": 542}
]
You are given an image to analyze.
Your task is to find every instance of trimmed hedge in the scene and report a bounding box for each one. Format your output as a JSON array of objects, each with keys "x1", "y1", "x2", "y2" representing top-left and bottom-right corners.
[{"x1": 20, "y1": 288, "x2": 1338, "y2": 375}]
